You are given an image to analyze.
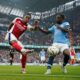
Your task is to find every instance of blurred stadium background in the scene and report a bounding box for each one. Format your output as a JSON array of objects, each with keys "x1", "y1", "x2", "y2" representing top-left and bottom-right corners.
[
  {"x1": 0, "y1": 0, "x2": 80, "y2": 64},
  {"x1": 0, "y1": 0, "x2": 80, "y2": 80}
]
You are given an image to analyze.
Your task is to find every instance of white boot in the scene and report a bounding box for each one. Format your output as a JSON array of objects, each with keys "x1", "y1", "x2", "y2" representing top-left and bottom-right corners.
[
  {"x1": 45, "y1": 69, "x2": 51, "y2": 75},
  {"x1": 61, "y1": 66, "x2": 67, "y2": 74},
  {"x1": 22, "y1": 68, "x2": 26, "y2": 74}
]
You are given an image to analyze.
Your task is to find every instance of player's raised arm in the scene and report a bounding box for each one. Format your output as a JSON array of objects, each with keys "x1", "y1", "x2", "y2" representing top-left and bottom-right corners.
[
  {"x1": 39, "y1": 27, "x2": 51, "y2": 34},
  {"x1": 28, "y1": 20, "x2": 51, "y2": 34}
]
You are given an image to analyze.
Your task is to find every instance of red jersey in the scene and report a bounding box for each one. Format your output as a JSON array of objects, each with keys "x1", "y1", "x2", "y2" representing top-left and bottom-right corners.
[{"x1": 9, "y1": 18, "x2": 31, "y2": 39}]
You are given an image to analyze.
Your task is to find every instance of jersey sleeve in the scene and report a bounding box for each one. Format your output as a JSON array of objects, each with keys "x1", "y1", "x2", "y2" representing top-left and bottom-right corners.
[
  {"x1": 61, "y1": 22, "x2": 70, "y2": 29},
  {"x1": 48, "y1": 26, "x2": 54, "y2": 32},
  {"x1": 12, "y1": 18, "x2": 19, "y2": 23}
]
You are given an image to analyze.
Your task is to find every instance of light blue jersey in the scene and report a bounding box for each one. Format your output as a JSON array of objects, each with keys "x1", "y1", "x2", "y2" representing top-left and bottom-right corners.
[
  {"x1": 48, "y1": 22, "x2": 70, "y2": 44},
  {"x1": 39, "y1": 51, "x2": 45, "y2": 57}
]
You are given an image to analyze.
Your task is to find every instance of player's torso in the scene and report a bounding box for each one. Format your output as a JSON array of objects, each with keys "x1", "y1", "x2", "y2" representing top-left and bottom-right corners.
[
  {"x1": 12, "y1": 18, "x2": 27, "y2": 39},
  {"x1": 52, "y1": 23, "x2": 69, "y2": 43},
  {"x1": 40, "y1": 51, "x2": 45, "y2": 57}
]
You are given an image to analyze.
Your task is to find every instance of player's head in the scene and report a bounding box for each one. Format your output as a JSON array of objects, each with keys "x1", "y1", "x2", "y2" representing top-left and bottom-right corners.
[
  {"x1": 42, "y1": 49, "x2": 44, "y2": 51},
  {"x1": 56, "y1": 14, "x2": 65, "y2": 24},
  {"x1": 34, "y1": 20, "x2": 40, "y2": 26},
  {"x1": 23, "y1": 13, "x2": 31, "y2": 23}
]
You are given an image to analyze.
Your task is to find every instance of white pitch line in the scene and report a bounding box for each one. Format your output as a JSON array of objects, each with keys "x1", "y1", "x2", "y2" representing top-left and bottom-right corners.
[{"x1": 0, "y1": 74, "x2": 80, "y2": 78}]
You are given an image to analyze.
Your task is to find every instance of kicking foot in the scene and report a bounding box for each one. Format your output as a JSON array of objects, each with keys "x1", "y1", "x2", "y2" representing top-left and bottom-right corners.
[
  {"x1": 44, "y1": 69, "x2": 51, "y2": 75},
  {"x1": 61, "y1": 66, "x2": 67, "y2": 74},
  {"x1": 22, "y1": 68, "x2": 26, "y2": 74}
]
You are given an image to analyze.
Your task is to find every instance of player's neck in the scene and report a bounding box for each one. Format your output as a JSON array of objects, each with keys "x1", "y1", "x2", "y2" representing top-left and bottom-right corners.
[
  {"x1": 56, "y1": 21, "x2": 64, "y2": 24},
  {"x1": 22, "y1": 20, "x2": 28, "y2": 25}
]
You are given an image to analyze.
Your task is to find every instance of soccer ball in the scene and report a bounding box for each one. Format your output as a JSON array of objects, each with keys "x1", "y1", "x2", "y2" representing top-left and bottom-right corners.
[{"x1": 47, "y1": 46, "x2": 59, "y2": 55}]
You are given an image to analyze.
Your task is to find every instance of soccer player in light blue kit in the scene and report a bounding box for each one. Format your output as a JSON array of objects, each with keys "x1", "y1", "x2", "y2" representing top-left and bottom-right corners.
[
  {"x1": 39, "y1": 14, "x2": 71, "y2": 74},
  {"x1": 39, "y1": 49, "x2": 46, "y2": 63}
]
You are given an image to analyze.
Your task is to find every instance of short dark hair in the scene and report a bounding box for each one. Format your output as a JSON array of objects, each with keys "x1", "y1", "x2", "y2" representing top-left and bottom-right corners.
[{"x1": 56, "y1": 13, "x2": 65, "y2": 19}]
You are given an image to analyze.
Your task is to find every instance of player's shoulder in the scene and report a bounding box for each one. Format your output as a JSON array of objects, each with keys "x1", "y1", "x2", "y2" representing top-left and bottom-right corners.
[
  {"x1": 12, "y1": 17, "x2": 22, "y2": 23},
  {"x1": 50, "y1": 25, "x2": 55, "y2": 28},
  {"x1": 14, "y1": 17, "x2": 22, "y2": 21},
  {"x1": 62, "y1": 21, "x2": 70, "y2": 26}
]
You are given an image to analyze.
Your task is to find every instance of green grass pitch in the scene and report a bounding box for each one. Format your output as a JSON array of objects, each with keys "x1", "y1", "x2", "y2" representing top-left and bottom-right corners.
[{"x1": 0, "y1": 65, "x2": 80, "y2": 80}]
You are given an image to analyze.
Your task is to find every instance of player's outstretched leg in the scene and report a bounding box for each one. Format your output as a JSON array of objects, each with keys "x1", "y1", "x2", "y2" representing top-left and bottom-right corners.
[
  {"x1": 10, "y1": 41, "x2": 34, "y2": 74},
  {"x1": 20, "y1": 54, "x2": 27, "y2": 74},
  {"x1": 45, "y1": 55, "x2": 55, "y2": 75},
  {"x1": 10, "y1": 41, "x2": 34, "y2": 54},
  {"x1": 62, "y1": 49, "x2": 70, "y2": 73}
]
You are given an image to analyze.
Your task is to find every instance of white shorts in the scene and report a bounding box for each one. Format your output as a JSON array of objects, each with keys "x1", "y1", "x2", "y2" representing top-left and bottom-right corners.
[
  {"x1": 5, "y1": 32, "x2": 29, "y2": 54},
  {"x1": 52, "y1": 43, "x2": 69, "y2": 53},
  {"x1": 5, "y1": 32, "x2": 18, "y2": 41},
  {"x1": 5, "y1": 32, "x2": 24, "y2": 48},
  {"x1": 40, "y1": 56, "x2": 46, "y2": 61},
  {"x1": 20, "y1": 54, "x2": 22, "y2": 59}
]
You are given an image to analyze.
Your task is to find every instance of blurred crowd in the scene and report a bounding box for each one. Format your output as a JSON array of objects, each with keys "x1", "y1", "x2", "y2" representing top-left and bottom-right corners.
[
  {"x1": 0, "y1": 7, "x2": 80, "y2": 63},
  {"x1": 0, "y1": 49, "x2": 64, "y2": 63},
  {"x1": 0, "y1": 50, "x2": 43, "y2": 63},
  {"x1": 0, "y1": 16, "x2": 80, "y2": 46}
]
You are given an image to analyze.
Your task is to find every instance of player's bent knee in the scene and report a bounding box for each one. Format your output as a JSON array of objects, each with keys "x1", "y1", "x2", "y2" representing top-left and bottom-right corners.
[
  {"x1": 10, "y1": 41, "x2": 23, "y2": 52},
  {"x1": 9, "y1": 40, "x2": 17, "y2": 45},
  {"x1": 21, "y1": 49, "x2": 27, "y2": 53},
  {"x1": 63, "y1": 49, "x2": 70, "y2": 55}
]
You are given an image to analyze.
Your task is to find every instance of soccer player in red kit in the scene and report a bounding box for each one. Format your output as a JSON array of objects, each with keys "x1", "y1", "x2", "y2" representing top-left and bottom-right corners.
[{"x1": 5, "y1": 13, "x2": 38, "y2": 73}]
